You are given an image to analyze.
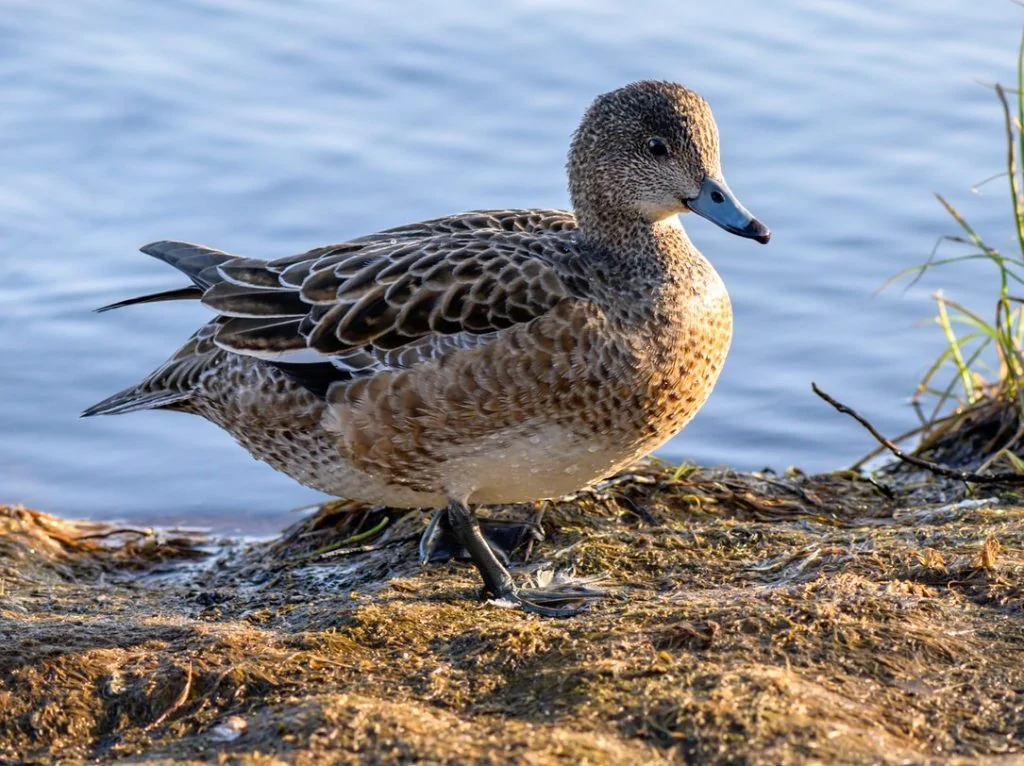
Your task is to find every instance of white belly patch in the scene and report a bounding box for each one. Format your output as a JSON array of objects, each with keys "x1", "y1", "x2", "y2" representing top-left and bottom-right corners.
[{"x1": 439, "y1": 422, "x2": 636, "y2": 505}]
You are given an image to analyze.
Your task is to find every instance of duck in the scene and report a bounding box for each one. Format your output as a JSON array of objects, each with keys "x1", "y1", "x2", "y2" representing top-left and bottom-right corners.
[{"x1": 84, "y1": 81, "x2": 769, "y2": 616}]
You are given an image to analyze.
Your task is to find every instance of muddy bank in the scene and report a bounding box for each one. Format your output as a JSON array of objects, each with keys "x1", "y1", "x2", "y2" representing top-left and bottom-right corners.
[{"x1": 2, "y1": 464, "x2": 1023, "y2": 764}]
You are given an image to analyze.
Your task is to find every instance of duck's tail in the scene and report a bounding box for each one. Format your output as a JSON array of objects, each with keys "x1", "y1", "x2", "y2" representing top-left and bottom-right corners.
[
  {"x1": 81, "y1": 387, "x2": 193, "y2": 417},
  {"x1": 94, "y1": 241, "x2": 236, "y2": 313},
  {"x1": 83, "y1": 242, "x2": 238, "y2": 417}
]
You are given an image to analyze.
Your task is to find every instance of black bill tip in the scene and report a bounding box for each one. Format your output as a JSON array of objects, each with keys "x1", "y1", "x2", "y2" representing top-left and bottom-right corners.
[{"x1": 744, "y1": 219, "x2": 771, "y2": 245}]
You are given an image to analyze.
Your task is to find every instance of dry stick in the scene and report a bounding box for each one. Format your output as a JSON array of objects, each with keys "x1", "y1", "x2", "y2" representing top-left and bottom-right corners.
[
  {"x1": 849, "y1": 408, "x2": 966, "y2": 471},
  {"x1": 147, "y1": 661, "x2": 193, "y2": 730},
  {"x1": 811, "y1": 382, "x2": 1024, "y2": 484},
  {"x1": 76, "y1": 527, "x2": 155, "y2": 541}
]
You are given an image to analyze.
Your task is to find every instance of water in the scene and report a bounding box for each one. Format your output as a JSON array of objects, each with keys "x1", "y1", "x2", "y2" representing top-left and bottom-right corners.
[{"x1": 2, "y1": 0, "x2": 1021, "y2": 533}]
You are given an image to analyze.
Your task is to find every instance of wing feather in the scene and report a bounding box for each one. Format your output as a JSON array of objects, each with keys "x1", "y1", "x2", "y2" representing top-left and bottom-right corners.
[
  {"x1": 202, "y1": 281, "x2": 309, "y2": 318},
  {"x1": 195, "y1": 209, "x2": 579, "y2": 388}
]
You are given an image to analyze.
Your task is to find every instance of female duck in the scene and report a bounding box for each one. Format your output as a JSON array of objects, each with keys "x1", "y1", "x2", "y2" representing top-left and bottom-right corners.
[{"x1": 85, "y1": 81, "x2": 769, "y2": 616}]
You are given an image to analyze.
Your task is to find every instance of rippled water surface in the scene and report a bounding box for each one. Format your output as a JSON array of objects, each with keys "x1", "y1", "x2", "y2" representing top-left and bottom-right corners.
[{"x1": 2, "y1": 0, "x2": 1022, "y2": 531}]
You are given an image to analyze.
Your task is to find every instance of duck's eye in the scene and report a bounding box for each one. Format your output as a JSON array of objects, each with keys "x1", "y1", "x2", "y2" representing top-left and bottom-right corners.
[{"x1": 646, "y1": 137, "x2": 670, "y2": 158}]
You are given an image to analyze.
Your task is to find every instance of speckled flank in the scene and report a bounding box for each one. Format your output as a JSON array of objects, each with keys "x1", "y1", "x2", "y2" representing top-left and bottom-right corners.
[{"x1": 86, "y1": 80, "x2": 756, "y2": 511}]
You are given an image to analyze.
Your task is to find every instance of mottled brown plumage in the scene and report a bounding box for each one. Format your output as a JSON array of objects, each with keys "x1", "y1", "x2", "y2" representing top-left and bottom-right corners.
[{"x1": 85, "y1": 81, "x2": 769, "y2": 615}]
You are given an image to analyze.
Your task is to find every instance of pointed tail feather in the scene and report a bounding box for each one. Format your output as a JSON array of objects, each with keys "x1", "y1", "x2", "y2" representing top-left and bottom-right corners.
[
  {"x1": 96, "y1": 242, "x2": 239, "y2": 313},
  {"x1": 139, "y1": 241, "x2": 238, "y2": 289},
  {"x1": 95, "y1": 286, "x2": 202, "y2": 313},
  {"x1": 87, "y1": 244, "x2": 242, "y2": 415},
  {"x1": 81, "y1": 387, "x2": 191, "y2": 417}
]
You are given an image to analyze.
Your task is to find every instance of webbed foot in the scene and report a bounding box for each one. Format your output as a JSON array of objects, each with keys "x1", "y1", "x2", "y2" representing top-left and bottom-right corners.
[
  {"x1": 440, "y1": 499, "x2": 604, "y2": 618},
  {"x1": 486, "y1": 583, "x2": 605, "y2": 618}
]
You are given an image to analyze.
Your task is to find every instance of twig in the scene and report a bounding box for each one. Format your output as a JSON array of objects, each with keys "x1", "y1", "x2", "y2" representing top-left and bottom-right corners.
[
  {"x1": 76, "y1": 527, "x2": 155, "y2": 541},
  {"x1": 616, "y1": 494, "x2": 661, "y2": 525},
  {"x1": 147, "y1": 661, "x2": 193, "y2": 730},
  {"x1": 310, "y1": 514, "x2": 391, "y2": 556},
  {"x1": 850, "y1": 409, "x2": 966, "y2": 471},
  {"x1": 313, "y1": 533, "x2": 421, "y2": 561},
  {"x1": 812, "y1": 382, "x2": 1024, "y2": 484},
  {"x1": 759, "y1": 476, "x2": 823, "y2": 507}
]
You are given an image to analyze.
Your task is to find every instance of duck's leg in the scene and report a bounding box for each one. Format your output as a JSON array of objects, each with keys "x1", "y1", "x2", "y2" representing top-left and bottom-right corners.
[
  {"x1": 418, "y1": 508, "x2": 448, "y2": 565},
  {"x1": 442, "y1": 499, "x2": 602, "y2": 618},
  {"x1": 418, "y1": 506, "x2": 544, "y2": 566}
]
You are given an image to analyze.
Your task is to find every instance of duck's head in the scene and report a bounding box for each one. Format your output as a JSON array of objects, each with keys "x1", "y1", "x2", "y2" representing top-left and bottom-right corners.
[{"x1": 568, "y1": 80, "x2": 770, "y2": 244}]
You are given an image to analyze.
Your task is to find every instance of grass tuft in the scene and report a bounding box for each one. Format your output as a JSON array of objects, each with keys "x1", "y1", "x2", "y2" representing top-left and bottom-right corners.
[{"x1": 882, "y1": 31, "x2": 1024, "y2": 473}]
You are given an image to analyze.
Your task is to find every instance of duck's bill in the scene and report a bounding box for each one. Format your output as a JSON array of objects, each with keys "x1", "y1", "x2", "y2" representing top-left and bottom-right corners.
[{"x1": 686, "y1": 177, "x2": 771, "y2": 244}]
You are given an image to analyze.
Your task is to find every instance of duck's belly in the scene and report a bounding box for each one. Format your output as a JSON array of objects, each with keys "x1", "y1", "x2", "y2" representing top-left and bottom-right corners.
[
  {"x1": 211, "y1": 409, "x2": 643, "y2": 507},
  {"x1": 194, "y1": 362, "x2": 653, "y2": 508},
  {"x1": 434, "y1": 421, "x2": 648, "y2": 505}
]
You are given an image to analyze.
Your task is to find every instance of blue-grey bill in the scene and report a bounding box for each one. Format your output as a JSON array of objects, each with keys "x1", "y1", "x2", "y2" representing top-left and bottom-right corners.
[{"x1": 686, "y1": 177, "x2": 771, "y2": 244}]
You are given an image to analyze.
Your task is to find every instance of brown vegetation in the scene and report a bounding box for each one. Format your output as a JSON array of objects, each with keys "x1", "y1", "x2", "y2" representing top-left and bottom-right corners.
[{"x1": 2, "y1": 463, "x2": 1023, "y2": 764}]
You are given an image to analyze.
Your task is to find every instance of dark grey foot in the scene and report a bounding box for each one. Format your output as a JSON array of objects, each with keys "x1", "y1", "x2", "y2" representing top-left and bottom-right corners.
[
  {"x1": 441, "y1": 500, "x2": 604, "y2": 618},
  {"x1": 418, "y1": 506, "x2": 544, "y2": 566},
  {"x1": 493, "y1": 583, "x2": 606, "y2": 618}
]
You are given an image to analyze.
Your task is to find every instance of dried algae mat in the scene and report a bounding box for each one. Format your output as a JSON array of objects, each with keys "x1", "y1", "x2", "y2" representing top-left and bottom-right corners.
[{"x1": 1, "y1": 464, "x2": 1023, "y2": 764}]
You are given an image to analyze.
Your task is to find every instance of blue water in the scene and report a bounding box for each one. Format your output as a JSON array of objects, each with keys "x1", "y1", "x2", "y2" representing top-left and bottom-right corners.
[{"x1": 2, "y1": 0, "x2": 1022, "y2": 533}]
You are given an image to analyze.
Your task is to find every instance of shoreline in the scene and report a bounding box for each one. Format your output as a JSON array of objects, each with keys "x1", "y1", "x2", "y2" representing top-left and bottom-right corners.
[{"x1": 2, "y1": 463, "x2": 1023, "y2": 763}]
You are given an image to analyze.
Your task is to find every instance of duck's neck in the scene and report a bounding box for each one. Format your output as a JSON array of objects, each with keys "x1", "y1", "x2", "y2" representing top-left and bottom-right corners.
[{"x1": 576, "y1": 211, "x2": 702, "y2": 281}]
